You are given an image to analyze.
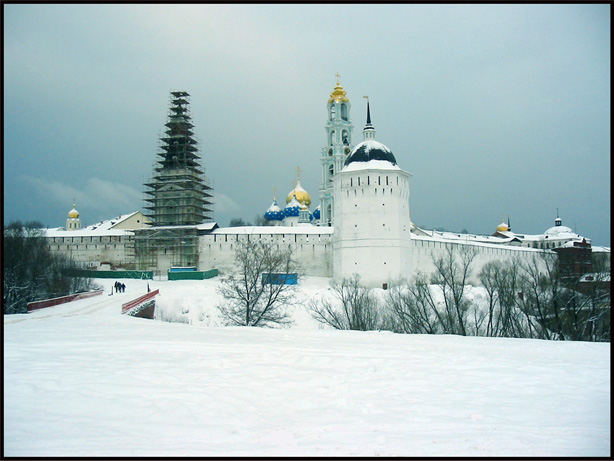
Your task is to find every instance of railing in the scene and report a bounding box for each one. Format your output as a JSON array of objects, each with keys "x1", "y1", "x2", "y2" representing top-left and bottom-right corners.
[
  {"x1": 27, "y1": 290, "x2": 104, "y2": 312},
  {"x1": 121, "y1": 289, "x2": 160, "y2": 318}
]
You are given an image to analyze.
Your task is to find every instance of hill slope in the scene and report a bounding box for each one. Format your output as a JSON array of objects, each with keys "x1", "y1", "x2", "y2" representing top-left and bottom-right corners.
[{"x1": 3, "y1": 277, "x2": 610, "y2": 457}]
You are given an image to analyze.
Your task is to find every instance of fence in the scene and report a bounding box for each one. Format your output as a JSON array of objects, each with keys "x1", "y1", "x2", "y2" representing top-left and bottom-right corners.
[
  {"x1": 69, "y1": 269, "x2": 154, "y2": 280},
  {"x1": 121, "y1": 289, "x2": 160, "y2": 319},
  {"x1": 262, "y1": 272, "x2": 298, "y2": 285},
  {"x1": 167, "y1": 269, "x2": 219, "y2": 281},
  {"x1": 27, "y1": 290, "x2": 104, "y2": 312}
]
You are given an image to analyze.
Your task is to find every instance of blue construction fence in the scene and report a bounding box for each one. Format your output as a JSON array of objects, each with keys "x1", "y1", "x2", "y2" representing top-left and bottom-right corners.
[
  {"x1": 262, "y1": 272, "x2": 298, "y2": 285},
  {"x1": 167, "y1": 268, "x2": 219, "y2": 280}
]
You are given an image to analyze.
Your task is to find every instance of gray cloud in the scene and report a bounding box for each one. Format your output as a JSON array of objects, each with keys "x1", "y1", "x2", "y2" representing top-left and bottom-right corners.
[{"x1": 4, "y1": 4, "x2": 610, "y2": 246}]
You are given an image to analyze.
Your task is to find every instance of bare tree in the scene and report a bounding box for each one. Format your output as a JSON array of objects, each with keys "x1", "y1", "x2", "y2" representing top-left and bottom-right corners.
[
  {"x1": 4, "y1": 221, "x2": 99, "y2": 314},
  {"x1": 387, "y1": 273, "x2": 444, "y2": 334},
  {"x1": 307, "y1": 274, "x2": 382, "y2": 331},
  {"x1": 577, "y1": 253, "x2": 610, "y2": 342},
  {"x1": 516, "y1": 252, "x2": 560, "y2": 340},
  {"x1": 217, "y1": 239, "x2": 300, "y2": 327},
  {"x1": 430, "y1": 245, "x2": 478, "y2": 336},
  {"x1": 479, "y1": 259, "x2": 531, "y2": 338}
]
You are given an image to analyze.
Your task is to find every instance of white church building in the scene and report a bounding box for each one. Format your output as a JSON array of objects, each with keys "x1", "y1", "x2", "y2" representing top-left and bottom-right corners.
[{"x1": 44, "y1": 79, "x2": 606, "y2": 287}]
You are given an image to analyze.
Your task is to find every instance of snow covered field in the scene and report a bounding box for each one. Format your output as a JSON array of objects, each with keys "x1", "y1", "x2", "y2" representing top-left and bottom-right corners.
[{"x1": 4, "y1": 277, "x2": 610, "y2": 457}]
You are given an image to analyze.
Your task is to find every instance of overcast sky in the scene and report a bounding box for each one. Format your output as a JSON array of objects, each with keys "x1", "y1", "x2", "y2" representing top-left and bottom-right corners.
[{"x1": 4, "y1": 4, "x2": 610, "y2": 246}]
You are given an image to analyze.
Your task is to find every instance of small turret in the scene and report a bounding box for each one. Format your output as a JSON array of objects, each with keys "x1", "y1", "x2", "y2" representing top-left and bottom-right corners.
[{"x1": 66, "y1": 200, "x2": 81, "y2": 231}]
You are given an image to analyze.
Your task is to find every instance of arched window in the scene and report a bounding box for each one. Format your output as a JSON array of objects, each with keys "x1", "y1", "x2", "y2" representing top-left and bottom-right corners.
[
  {"x1": 328, "y1": 165, "x2": 334, "y2": 181},
  {"x1": 342, "y1": 130, "x2": 349, "y2": 145},
  {"x1": 341, "y1": 104, "x2": 348, "y2": 120},
  {"x1": 330, "y1": 104, "x2": 336, "y2": 120},
  {"x1": 330, "y1": 130, "x2": 335, "y2": 146}
]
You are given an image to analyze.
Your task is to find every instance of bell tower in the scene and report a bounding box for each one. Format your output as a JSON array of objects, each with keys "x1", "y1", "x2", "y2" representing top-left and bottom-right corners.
[{"x1": 318, "y1": 75, "x2": 354, "y2": 226}]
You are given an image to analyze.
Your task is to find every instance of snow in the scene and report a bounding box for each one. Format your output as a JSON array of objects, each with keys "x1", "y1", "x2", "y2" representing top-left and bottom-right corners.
[
  {"x1": 343, "y1": 159, "x2": 401, "y2": 172},
  {"x1": 355, "y1": 139, "x2": 392, "y2": 154},
  {"x1": 212, "y1": 225, "x2": 334, "y2": 235},
  {"x1": 4, "y1": 277, "x2": 610, "y2": 457}
]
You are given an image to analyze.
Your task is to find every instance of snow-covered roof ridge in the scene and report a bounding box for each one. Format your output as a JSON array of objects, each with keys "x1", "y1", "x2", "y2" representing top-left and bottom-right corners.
[
  {"x1": 212, "y1": 225, "x2": 334, "y2": 235},
  {"x1": 342, "y1": 159, "x2": 401, "y2": 172}
]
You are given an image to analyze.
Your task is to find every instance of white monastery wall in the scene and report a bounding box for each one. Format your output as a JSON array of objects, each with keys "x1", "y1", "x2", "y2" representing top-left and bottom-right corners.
[
  {"x1": 198, "y1": 227, "x2": 334, "y2": 276},
  {"x1": 46, "y1": 232, "x2": 134, "y2": 268},
  {"x1": 408, "y1": 236, "x2": 546, "y2": 285}
]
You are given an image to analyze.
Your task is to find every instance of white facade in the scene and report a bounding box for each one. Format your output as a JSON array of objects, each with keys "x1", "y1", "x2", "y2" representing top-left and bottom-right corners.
[
  {"x1": 333, "y1": 164, "x2": 412, "y2": 287},
  {"x1": 199, "y1": 226, "x2": 334, "y2": 276}
]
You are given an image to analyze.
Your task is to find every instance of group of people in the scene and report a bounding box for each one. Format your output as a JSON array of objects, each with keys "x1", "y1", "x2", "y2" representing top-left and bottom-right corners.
[{"x1": 114, "y1": 281, "x2": 126, "y2": 293}]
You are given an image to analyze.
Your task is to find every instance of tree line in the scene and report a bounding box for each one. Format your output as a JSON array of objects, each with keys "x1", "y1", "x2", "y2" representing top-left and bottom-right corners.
[{"x1": 3, "y1": 221, "x2": 99, "y2": 314}]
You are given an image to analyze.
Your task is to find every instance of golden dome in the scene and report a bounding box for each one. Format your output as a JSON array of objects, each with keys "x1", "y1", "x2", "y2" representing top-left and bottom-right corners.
[
  {"x1": 68, "y1": 202, "x2": 79, "y2": 219},
  {"x1": 496, "y1": 216, "x2": 509, "y2": 232},
  {"x1": 286, "y1": 179, "x2": 311, "y2": 207},
  {"x1": 328, "y1": 77, "x2": 349, "y2": 103}
]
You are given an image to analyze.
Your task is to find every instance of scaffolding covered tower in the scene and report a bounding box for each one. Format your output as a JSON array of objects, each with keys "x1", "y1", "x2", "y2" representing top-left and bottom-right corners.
[
  {"x1": 136, "y1": 91, "x2": 214, "y2": 273},
  {"x1": 144, "y1": 91, "x2": 213, "y2": 226}
]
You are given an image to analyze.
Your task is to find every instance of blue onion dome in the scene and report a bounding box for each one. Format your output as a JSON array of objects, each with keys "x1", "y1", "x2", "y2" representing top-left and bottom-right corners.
[
  {"x1": 312, "y1": 205, "x2": 321, "y2": 220},
  {"x1": 344, "y1": 139, "x2": 397, "y2": 167},
  {"x1": 264, "y1": 199, "x2": 284, "y2": 221},
  {"x1": 284, "y1": 195, "x2": 302, "y2": 217}
]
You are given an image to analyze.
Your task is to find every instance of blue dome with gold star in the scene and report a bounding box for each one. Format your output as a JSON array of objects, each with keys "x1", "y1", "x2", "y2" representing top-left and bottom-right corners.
[{"x1": 265, "y1": 199, "x2": 284, "y2": 222}]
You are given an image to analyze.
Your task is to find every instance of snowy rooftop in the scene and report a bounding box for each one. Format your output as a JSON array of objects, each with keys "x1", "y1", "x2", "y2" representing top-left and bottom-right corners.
[
  {"x1": 343, "y1": 139, "x2": 400, "y2": 170},
  {"x1": 342, "y1": 159, "x2": 402, "y2": 172},
  {"x1": 211, "y1": 225, "x2": 334, "y2": 235},
  {"x1": 43, "y1": 211, "x2": 143, "y2": 237}
]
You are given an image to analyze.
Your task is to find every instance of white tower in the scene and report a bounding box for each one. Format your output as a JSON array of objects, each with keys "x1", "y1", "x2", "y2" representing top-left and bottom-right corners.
[
  {"x1": 319, "y1": 75, "x2": 354, "y2": 226},
  {"x1": 332, "y1": 102, "x2": 412, "y2": 288}
]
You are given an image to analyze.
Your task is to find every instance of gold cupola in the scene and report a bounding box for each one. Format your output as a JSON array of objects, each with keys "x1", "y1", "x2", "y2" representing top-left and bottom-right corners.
[
  {"x1": 496, "y1": 216, "x2": 510, "y2": 232},
  {"x1": 286, "y1": 167, "x2": 311, "y2": 207},
  {"x1": 68, "y1": 201, "x2": 80, "y2": 219},
  {"x1": 66, "y1": 200, "x2": 82, "y2": 231},
  {"x1": 328, "y1": 76, "x2": 350, "y2": 104}
]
